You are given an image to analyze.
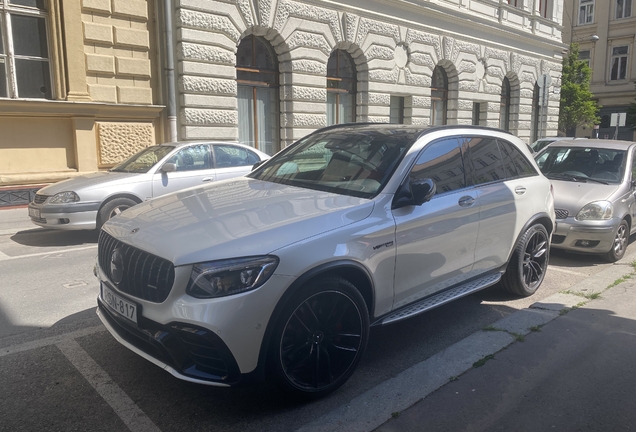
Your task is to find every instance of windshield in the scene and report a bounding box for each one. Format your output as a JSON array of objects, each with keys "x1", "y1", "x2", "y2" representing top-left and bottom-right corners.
[
  {"x1": 535, "y1": 146, "x2": 626, "y2": 185},
  {"x1": 110, "y1": 146, "x2": 175, "y2": 173},
  {"x1": 248, "y1": 128, "x2": 419, "y2": 198}
]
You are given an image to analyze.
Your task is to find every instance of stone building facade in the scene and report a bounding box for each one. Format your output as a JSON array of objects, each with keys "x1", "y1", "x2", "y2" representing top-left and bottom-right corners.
[
  {"x1": 173, "y1": 0, "x2": 565, "y2": 154},
  {"x1": 0, "y1": 0, "x2": 162, "y2": 205},
  {"x1": 563, "y1": 0, "x2": 636, "y2": 141},
  {"x1": 1, "y1": 0, "x2": 566, "y2": 206}
]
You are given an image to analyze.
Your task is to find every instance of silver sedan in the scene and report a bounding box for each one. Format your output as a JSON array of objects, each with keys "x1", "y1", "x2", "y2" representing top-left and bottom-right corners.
[
  {"x1": 535, "y1": 139, "x2": 636, "y2": 261},
  {"x1": 28, "y1": 141, "x2": 270, "y2": 230}
]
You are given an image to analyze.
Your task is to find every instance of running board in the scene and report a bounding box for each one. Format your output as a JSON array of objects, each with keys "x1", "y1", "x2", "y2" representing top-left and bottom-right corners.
[{"x1": 378, "y1": 273, "x2": 502, "y2": 326}]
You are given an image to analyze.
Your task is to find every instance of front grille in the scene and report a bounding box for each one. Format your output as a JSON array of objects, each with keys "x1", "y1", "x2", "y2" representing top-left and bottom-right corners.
[
  {"x1": 98, "y1": 230, "x2": 175, "y2": 303},
  {"x1": 555, "y1": 209, "x2": 569, "y2": 219},
  {"x1": 33, "y1": 194, "x2": 48, "y2": 204}
]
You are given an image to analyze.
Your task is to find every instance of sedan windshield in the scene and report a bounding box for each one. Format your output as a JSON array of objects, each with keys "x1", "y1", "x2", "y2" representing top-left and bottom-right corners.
[
  {"x1": 249, "y1": 128, "x2": 419, "y2": 198},
  {"x1": 110, "y1": 146, "x2": 175, "y2": 174},
  {"x1": 535, "y1": 146, "x2": 626, "y2": 185}
]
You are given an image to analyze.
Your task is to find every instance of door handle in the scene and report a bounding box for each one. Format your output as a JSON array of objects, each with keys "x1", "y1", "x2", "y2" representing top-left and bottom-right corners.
[
  {"x1": 458, "y1": 196, "x2": 475, "y2": 207},
  {"x1": 202, "y1": 177, "x2": 213, "y2": 182},
  {"x1": 515, "y1": 186, "x2": 527, "y2": 195}
]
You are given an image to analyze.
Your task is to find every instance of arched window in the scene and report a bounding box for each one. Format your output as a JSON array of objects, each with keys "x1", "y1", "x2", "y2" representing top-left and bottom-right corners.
[
  {"x1": 431, "y1": 66, "x2": 448, "y2": 126},
  {"x1": 326, "y1": 50, "x2": 356, "y2": 125},
  {"x1": 236, "y1": 35, "x2": 279, "y2": 155},
  {"x1": 500, "y1": 77, "x2": 511, "y2": 131},
  {"x1": 531, "y1": 83, "x2": 540, "y2": 142}
]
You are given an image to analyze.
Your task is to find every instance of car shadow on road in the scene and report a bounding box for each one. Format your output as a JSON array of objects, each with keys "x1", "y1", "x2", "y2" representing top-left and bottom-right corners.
[{"x1": 10, "y1": 228, "x2": 99, "y2": 247}]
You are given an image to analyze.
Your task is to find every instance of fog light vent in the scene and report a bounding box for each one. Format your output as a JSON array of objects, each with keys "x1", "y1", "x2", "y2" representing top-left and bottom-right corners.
[{"x1": 575, "y1": 240, "x2": 600, "y2": 248}]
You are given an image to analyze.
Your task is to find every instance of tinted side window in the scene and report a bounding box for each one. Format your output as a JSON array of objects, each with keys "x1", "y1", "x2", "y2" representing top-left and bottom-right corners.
[
  {"x1": 411, "y1": 138, "x2": 466, "y2": 194},
  {"x1": 498, "y1": 140, "x2": 537, "y2": 178},
  {"x1": 214, "y1": 145, "x2": 254, "y2": 167},
  {"x1": 466, "y1": 137, "x2": 505, "y2": 185}
]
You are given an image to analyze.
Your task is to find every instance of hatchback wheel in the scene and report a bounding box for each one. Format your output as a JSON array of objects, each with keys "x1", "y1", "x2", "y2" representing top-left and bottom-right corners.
[
  {"x1": 502, "y1": 223, "x2": 549, "y2": 296},
  {"x1": 272, "y1": 277, "x2": 369, "y2": 398},
  {"x1": 605, "y1": 219, "x2": 629, "y2": 263}
]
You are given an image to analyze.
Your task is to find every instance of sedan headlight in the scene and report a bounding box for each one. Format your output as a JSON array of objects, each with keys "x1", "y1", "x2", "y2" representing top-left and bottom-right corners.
[
  {"x1": 186, "y1": 256, "x2": 279, "y2": 299},
  {"x1": 576, "y1": 201, "x2": 613, "y2": 221},
  {"x1": 49, "y1": 191, "x2": 80, "y2": 204}
]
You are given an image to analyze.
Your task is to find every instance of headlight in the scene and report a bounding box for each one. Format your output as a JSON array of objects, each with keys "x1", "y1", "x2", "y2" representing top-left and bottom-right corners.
[
  {"x1": 576, "y1": 201, "x2": 613, "y2": 220},
  {"x1": 186, "y1": 256, "x2": 279, "y2": 299},
  {"x1": 49, "y1": 191, "x2": 80, "y2": 204}
]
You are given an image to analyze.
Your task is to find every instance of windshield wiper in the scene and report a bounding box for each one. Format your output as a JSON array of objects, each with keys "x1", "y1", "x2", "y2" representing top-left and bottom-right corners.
[{"x1": 546, "y1": 173, "x2": 608, "y2": 185}]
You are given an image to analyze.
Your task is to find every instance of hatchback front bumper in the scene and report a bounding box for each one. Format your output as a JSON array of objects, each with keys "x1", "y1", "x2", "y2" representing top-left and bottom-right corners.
[{"x1": 551, "y1": 217, "x2": 620, "y2": 254}]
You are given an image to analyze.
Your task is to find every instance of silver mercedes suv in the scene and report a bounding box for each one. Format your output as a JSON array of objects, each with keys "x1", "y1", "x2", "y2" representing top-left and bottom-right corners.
[{"x1": 95, "y1": 124, "x2": 555, "y2": 398}]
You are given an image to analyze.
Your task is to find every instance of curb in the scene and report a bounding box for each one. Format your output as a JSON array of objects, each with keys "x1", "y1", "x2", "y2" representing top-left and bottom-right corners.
[{"x1": 296, "y1": 259, "x2": 636, "y2": 432}]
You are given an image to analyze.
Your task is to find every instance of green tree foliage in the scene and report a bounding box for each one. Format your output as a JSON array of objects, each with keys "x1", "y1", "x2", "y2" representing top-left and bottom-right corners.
[{"x1": 559, "y1": 43, "x2": 600, "y2": 135}]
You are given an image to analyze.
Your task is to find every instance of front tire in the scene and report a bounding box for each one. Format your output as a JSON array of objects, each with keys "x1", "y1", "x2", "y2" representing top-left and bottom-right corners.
[
  {"x1": 271, "y1": 276, "x2": 370, "y2": 399},
  {"x1": 604, "y1": 219, "x2": 629, "y2": 263},
  {"x1": 97, "y1": 198, "x2": 137, "y2": 230},
  {"x1": 502, "y1": 223, "x2": 549, "y2": 297}
]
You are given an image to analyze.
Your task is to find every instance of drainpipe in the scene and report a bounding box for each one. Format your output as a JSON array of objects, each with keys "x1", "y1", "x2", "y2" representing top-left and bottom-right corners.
[{"x1": 163, "y1": 0, "x2": 177, "y2": 142}]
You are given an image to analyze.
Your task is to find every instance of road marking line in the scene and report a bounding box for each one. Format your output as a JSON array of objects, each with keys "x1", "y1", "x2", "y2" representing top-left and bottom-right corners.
[
  {"x1": 0, "y1": 325, "x2": 104, "y2": 358},
  {"x1": 0, "y1": 245, "x2": 97, "y2": 262},
  {"x1": 549, "y1": 266, "x2": 587, "y2": 276},
  {"x1": 0, "y1": 228, "x2": 36, "y2": 236},
  {"x1": 57, "y1": 339, "x2": 162, "y2": 432}
]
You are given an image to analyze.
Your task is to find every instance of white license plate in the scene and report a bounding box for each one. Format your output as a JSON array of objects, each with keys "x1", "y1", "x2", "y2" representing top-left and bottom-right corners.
[
  {"x1": 28, "y1": 208, "x2": 40, "y2": 218},
  {"x1": 102, "y1": 284, "x2": 138, "y2": 324}
]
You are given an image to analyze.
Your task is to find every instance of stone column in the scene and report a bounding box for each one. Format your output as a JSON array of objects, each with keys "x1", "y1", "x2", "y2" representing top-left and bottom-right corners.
[
  {"x1": 72, "y1": 118, "x2": 98, "y2": 172},
  {"x1": 61, "y1": 0, "x2": 92, "y2": 101}
]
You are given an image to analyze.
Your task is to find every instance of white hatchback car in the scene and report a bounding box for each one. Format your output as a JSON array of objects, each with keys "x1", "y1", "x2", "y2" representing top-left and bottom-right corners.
[
  {"x1": 95, "y1": 124, "x2": 555, "y2": 398},
  {"x1": 28, "y1": 141, "x2": 269, "y2": 230}
]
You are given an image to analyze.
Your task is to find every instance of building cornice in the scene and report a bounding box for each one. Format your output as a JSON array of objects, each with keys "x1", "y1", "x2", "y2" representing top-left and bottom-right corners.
[
  {"x1": 0, "y1": 99, "x2": 165, "y2": 119},
  {"x1": 306, "y1": 0, "x2": 566, "y2": 56}
]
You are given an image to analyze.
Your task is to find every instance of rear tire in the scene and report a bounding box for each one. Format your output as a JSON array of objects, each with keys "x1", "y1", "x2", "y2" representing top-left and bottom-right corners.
[
  {"x1": 502, "y1": 223, "x2": 549, "y2": 297},
  {"x1": 271, "y1": 276, "x2": 369, "y2": 399},
  {"x1": 604, "y1": 219, "x2": 629, "y2": 263},
  {"x1": 97, "y1": 198, "x2": 137, "y2": 230}
]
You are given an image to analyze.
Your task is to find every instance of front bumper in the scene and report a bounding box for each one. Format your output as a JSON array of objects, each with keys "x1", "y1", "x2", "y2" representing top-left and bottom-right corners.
[
  {"x1": 95, "y1": 260, "x2": 294, "y2": 384},
  {"x1": 551, "y1": 217, "x2": 620, "y2": 254},
  {"x1": 97, "y1": 296, "x2": 239, "y2": 386},
  {"x1": 28, "y1": 202, "x2": 100, "y2": 230}
]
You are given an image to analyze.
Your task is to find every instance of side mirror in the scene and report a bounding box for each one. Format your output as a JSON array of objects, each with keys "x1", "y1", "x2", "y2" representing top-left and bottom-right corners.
[
  {"x1": 161, "y1": 163, "x2": 177, "y2": 173},
  {"x1": 252, "y1": 160, "x2": 264, "y2": 171},
  {"x1": 392, "y1": 178, "x2": 436, "y2": 209}
]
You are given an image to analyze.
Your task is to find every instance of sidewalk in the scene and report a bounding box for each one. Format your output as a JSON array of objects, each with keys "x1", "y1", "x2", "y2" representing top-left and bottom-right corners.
[
  {"x1": 376, "y1": 277, "x2": 636, "y2": 431},
  {"x1": 296, "y1": 253, "x2": 636, "y2": 432}
]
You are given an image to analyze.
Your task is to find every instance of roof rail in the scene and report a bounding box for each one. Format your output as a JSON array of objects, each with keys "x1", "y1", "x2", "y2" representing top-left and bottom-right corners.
[{"x1": 416, "y1": 124, "x2": 513, "y2": 140}]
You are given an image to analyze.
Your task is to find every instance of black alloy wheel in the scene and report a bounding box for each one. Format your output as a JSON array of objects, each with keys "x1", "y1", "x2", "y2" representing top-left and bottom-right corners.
[
  {"x1": 502, "y1": 223, "x2": 549, "y2": 297},
  {"x1": 273, "y1": 277, "x2": 369, "y2": 398}
]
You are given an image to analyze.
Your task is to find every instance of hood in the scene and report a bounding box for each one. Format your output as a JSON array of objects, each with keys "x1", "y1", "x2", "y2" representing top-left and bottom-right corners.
[
  {"x1": 551, "y1": 179, "x2": 620, "y2": 213},
  {"x1": 103, "y1": 178, "x2": 374, "y2": 266},
  {"x1": 38, "y1": 172, "x2": 141, "y2": 196}
]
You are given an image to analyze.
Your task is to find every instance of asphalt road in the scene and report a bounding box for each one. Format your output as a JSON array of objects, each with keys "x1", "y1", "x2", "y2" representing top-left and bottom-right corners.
[{"x1": 1, "y1": 208, "x2": 634, "y2": 432}]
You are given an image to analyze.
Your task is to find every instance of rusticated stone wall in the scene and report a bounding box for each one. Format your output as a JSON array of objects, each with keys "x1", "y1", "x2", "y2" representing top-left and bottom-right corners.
[
  {"x1": 81, "y1": 0, "x2": 154, "y2": 105},
  {"x1": 97, "y1": 122, "x2": 155, "y2": 167},
  {"x1": 175, "y1": 0, "x2": 563, "y2": 148}
]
